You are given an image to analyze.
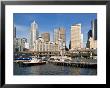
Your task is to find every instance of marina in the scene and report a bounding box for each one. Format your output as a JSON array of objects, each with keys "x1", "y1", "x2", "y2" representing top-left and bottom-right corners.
[
  {"x1": 14, "y1": 59, "x2": 97, "y2": 75},
  {"x1": 13, "y1": 14, "x2": 97, "y2": 75},
  {"x1": 51, "y1": 61, "x2": 97, "y2": 68},
  {"x1": 14, "y1": 40, "x2": 97, "y2": 75},
  {"x1": 14, "y1": 55, "x2": 97, "y2": 68}
]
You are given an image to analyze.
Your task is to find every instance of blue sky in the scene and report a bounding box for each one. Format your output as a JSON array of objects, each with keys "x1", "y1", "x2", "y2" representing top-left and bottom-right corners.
[{"x1": 13, "y1": 13, "x2": 97, "y2": 48}]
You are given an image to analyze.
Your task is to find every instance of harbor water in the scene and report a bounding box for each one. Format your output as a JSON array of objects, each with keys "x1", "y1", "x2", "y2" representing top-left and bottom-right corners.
[{"x1": 14, "y1": 62, "x2": 97, "y2": 75}]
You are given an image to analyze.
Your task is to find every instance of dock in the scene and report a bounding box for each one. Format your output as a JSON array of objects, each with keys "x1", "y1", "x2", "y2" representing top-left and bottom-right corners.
[{"x1": 49, "y1": 61, "x2": 97, "y2": 68}]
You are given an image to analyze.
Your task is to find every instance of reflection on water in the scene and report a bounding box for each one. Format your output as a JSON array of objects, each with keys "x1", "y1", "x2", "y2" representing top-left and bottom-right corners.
[{"x1": 14, "y1": 63, "x2": 97, "y2": 75}]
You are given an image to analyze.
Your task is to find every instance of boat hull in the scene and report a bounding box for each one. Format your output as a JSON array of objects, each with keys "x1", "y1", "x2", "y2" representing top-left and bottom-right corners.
[{"x1": 21, "y1": 62, "x2": 46, "y2": 66}]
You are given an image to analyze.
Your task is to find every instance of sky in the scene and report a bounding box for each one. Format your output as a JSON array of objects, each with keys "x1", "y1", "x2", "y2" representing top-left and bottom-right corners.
[{"x1": 13, "y1": 13, "x2": 97, "y2": 48}]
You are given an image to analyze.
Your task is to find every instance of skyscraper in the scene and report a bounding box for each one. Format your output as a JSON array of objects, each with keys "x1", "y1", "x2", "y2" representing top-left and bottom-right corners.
[
  {"x1": 71, "y1": 23, "x2": 82, "y2": 49},
  {"x1": 54, "y1": 27, "x2": 66, "y2": 51},
  {"x1": 81, "y1": 34, "x2": 83, "y2": 48},
  {"x1": 86, "y1": 30, "x2": 92, "y2": 48},
  {"x1": 69, "y1": 41, "x2": 71, "y2": 49},
  {"x1": 91, "y1": 19, "x2": 97, "y2": 40},
  {"x1": 59, "y1": 27, "x2": 66, "y2": 43},
  {"x1": 54, "y1": 29, "x2": 59, "y2": 44},
  {"x1": 14, "y1": 26, "x2": 16, "y2": 39},
  {"x1": 13, "y1": 25, "x2": 16, "y2": 52},
  {"x1": 30, "y1": 20, "x2": 38, "y2": 51},
  {"x1": 88, "y1": 30, "x2": 92, "y2": 40},
  {"x1": 16, "y1": 38, "x2": 27, "y2": 52},
  {"x1": 54, "y1": 27, "x2": 66, "y2": 44},
  {"x1": 86, "y1": 19, "x2": 97, "y2": 49},
  {"x1": 41, "y1": 32, "x2": 50, "y2": 42}
]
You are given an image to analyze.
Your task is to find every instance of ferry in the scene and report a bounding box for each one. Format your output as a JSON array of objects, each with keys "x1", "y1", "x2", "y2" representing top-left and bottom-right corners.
[
  {"x1": 14, "y1": 56, "x2": 32, "y2": 63},
  {"x1": 21, "y1": 56, "x2": 46, "y2": 66},
  {"x1": 14, "y1": 56, "x2": 46, "y2": 66}
]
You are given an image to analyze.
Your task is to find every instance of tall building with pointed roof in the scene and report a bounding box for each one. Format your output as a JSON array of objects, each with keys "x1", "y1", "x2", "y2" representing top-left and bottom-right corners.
[{"x1": 30, "y1": 20, "x2": 39, "y2": 51}]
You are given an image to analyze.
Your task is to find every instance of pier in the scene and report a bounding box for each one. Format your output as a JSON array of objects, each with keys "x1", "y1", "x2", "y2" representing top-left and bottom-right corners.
[
  {"x1": 51, "y1": 61, "x2": 97, "y2": 68},
  {"x1": 48, "y1": 57, "x2": 97, "y2": 68}
]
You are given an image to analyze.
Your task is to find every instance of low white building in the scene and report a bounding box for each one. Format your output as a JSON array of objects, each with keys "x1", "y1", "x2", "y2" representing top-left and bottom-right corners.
[
  {"x1": 34, "y1": 37, "x2": 59, "y2": 52},
  {"x1": 89, "y1": 37, "x2": 97, "y2": 49},
  {"x1": 25, "y1": 43, "x2": 29, "y2": 49}
]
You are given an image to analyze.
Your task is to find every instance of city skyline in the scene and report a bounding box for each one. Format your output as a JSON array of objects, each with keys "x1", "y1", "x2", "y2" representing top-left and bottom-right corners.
[{"x1": 13, "y1": 13, "x2": 97, "y2": 48}]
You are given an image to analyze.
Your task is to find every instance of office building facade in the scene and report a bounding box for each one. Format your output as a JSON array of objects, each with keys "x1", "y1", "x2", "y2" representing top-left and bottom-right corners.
[
  {"x1": 54, "y1": 27, "x2": 66, "y2": 51},
  {"x1": 86, "y1": 19, "x2": 97, "y2": 49},
  {"x1": 35, "y1": 37, "x2": 59, "y2": 52},
  {"x1": 71, "y1": 24, "x2": 82, "y2": 49},
  {"x1": 91, "y1": 19, "x2": 97, "y2": 40},
  {"x1": 41, "y1": 32, "x2": 50, "y2": 42},
  {"x1": 13, "y1": 25, "x2": 16, "y2": 52},
  {"x1": 15, "y1": 38, "x2": 27, "y2": 52}
]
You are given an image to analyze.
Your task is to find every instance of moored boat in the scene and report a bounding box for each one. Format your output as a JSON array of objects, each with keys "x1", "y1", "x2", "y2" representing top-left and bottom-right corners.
[{"x1": 21, "y1": 56, "x2": 46, "y2": 66}]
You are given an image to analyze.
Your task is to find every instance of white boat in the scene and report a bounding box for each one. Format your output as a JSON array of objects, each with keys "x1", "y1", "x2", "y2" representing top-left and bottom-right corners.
[
  {"x1": 22, "y1": 56, "x2": 46, "y2": 66},
  {"x1": 49, "y1": 56, "x2": 72, "y2": 62}
]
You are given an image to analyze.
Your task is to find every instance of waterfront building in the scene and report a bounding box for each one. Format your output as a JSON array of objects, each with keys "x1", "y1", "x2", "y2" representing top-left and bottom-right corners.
[
  {"x1": 71, "y1": 23, "x2": 82, "y2": 49},
  {"x1": 35, "y1": 37, "x2": 44, "y2": 52},
  {"x1": 53, "y1": 43, "x2": 59, "y2": 52},
  {"x1": 35, "y1": 37, "x2": 59, "y2": 52},
  {"x1": 15, "y1": 38, "x2": 27, "y2": 52},
  {"x1": 89, "y1": 37, "x2": 97, "y2": 49},
  {"x1": 41, "y1": 32, "x2": 50, "y2": 42},
  {"x1": 30, "y1": 20, "x2": 39, "y2": 51},
  {"x1": 86, "y1": 37, "x2": 97, "y2": 49},
  {"x1": 25, "y1": 43, "x2": 29, "y2": 49}
]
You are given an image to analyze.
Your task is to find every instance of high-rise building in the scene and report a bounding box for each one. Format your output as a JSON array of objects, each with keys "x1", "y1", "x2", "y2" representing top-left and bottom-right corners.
[
  {"x1": 81, "y1": 34, "x2": 83, "y2": 48},
  {"x1": 89, "y1": 37, "x2": 97, "y2": 49},
  {"x1": 54, "y1": 28, "x2": 66, "y2": 44},
  {"x1": 69, "y1": 41, "x2": 71, "y2": 49},
  {"x1": 88, "y1": 30, "x2": 92, "y2": 40},
  {"x1": 14, "y1": 26, "x2": 16, "y2": 39},
  {"x1": 54, "y1": 29, "x2": 59, "y2": 44},
  {"x1": 13, "y1": 25, "x2": 16, "y2": 52},
  {"x1": 91, "y1": 19, "x2": 97, "y2": 40},
  {"x1": 30, "y1": 20, "x2": 38, "y2": 51},
  {"x1": 71, "y1": 23, "x2": 82, "y2": 49},
  {"x1": 54, "y1": 27, "x2": 66, "y2": 51},
  {"x1": 59, "y1": 27, "x2": 66, "y2": 43},
  {"x1": 86, "y1": 30, "x2": 92, "y2": 48},
  {"x1": 86, "y1": 19, "x2": 97, "y2": 49},
  {"x1": 15, "y1": 38, "x2": 27, "y2": 52},
  {"x1": 41, "y1": 32, "x2": 50, "y2": 42}
]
